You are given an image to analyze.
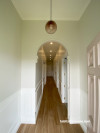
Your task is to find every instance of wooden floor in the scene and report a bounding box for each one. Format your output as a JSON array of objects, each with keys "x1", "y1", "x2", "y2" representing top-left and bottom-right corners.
[{"x1": 17, "y1": 77, "x2": 83, "y2": 133}]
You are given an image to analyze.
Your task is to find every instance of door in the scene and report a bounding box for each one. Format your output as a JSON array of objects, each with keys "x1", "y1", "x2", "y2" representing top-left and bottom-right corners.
[
  {"x1": 56, "y1": 61, "x2": 59, "y2": 89},
  {"x1": 62, "y1": 57, "x2": 68, "y2": 103},
  {"x1": 42, "y1": 61, "x2": 46, "y2": 91},
  {"x1": 87, "y1": 36, "x2": 100, "y2": 133}
]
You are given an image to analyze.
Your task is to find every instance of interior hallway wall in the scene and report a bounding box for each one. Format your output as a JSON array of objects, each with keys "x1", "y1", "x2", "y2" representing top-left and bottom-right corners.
[
  {"x1": 79, "y1": 0, "x2": 100, "y2": 132},
  {"x1": 21, "y1": 20, "x2": 81, "y2": 123},
  {"x1": 53, "y1": 59, "x2": 61, "y2": 97},
  {"x1": 0, "y1": 0, "x2": 22, "y2": 132},
  {"x1": 35, "y1": 58, "x2": 43, "y2": 121},
  {"x1": 54, "y1": 57, "x2": 68, "y2": 104}
]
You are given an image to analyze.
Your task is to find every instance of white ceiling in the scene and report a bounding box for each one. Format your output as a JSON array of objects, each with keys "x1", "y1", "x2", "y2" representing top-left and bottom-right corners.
[
  {"x1": 38, "y1": 41, "x2": 66, "y2": 61},
  {"x1": 11, "y1": 0, "x2": 91, "y2": 20}
]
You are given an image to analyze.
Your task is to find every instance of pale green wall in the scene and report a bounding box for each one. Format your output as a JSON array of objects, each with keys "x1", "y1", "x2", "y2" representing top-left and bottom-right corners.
[
  {"x1": 0, "y1": 0, "x2": 22, "y2": 102},
  {"x1": 79, "y1": 0, "x2": 100, "y2": 121},
  {"x1": 21, "y1": 21, "x2": 80, "y2": 89}
]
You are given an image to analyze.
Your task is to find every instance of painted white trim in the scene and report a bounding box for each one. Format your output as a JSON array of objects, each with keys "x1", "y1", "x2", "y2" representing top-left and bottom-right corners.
[
  {"x1": 0, "y1": 91, "x2": 20, "y2": 112},
  {"x1": 21, "y1": 88, "x2": 35, "y2": 124},
  {"x1": 69, "y1": 121, "x2": 87, "y2": 133},
  {"x1": 35, "y1": 93, "x2": 43, "y2": 122},
  {"x1": 80, "y1": 123, "x2": 87, "y2": 133},
  {"x1": 35, "y1": 79, "x2": 43, "y2": 123},
  {"x1": 21, "y1": 117, "x2": 35, "y2": 124},
  {"x1": 8, "y1": 121, "x2": 21, "y2": 133},
  {"x1": 69, "y1": 88, "x2": 80, "y2": 122},
  {"x1": 58, "y1": 79, "x2": 62, "y2": 99},
  {"x1": 0, "y1": 91, "x2": 21, "y2": 133},
  {"x1": 35, "y1": 79, "x2": 42, "y2": 92},
  {"x1": 87, "y1": 34, "x2": 100, "y2": 133},
  {"x1": 69, "y1": 120, "x2": 82, "y2": 124}
]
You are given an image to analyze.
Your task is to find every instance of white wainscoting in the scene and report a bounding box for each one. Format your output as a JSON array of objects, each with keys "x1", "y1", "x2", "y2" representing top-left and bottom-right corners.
[
  {"x1": 58, "y1": 79, "x2": 62, "y2": 99},
  {"x1": 21, "y1": 88, "x2": 35, "y2": 124},
  {"x1": 21, "y1": 80, "x2": 43, "y2": 124},
  {"x1": 80, "y1": 89, "x2": 88, "y2": 133},
  {"x1": 35, "y1": 79, "x2": 43, "y2": 122},
  {"x1": 69, "y1": 88, "x2": 80, "y2": 124},
  {"x1": 0, "y1": 91, "x2": 21, "y2": 133}
]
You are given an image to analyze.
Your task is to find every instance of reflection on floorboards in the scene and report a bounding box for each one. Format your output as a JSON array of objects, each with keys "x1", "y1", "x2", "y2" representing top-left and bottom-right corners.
[{"x1": 17, "y1": 77, "x2": 83, "y2": 133}]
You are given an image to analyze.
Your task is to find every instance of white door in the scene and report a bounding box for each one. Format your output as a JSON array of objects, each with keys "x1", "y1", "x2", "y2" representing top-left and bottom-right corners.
[
  {"x1": 62, "y1": 58, "x2": 68, "y2": 103},
  {"x1": 42, "y1": 61, "x2": 45, "y2": 90},
  {"x1": 56, "y1": 61, "x2": 59, "y2": 88},
  {"x1": 87, "y1": 36, "x2": 100, "y2": 133}
]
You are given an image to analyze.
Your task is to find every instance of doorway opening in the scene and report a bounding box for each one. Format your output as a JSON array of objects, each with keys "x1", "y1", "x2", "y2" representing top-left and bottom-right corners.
[{"x1": 35, "y1": 41, "x2": 70, "y2": 122}]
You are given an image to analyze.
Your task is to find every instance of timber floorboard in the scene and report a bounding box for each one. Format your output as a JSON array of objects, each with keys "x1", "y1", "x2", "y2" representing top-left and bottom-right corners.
[{"x1": 17, "y1": 77, "x2": 84, "y2": 133}]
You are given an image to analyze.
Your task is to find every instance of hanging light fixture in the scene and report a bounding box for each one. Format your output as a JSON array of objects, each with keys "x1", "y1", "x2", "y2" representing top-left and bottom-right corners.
[{"x1": 45, "y1": 0, "x2": 57, "y2": 34}]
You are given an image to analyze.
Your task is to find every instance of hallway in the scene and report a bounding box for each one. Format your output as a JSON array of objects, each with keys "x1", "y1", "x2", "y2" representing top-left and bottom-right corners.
[{"x1": 17, "y1": 78, "x2": 83, "y2": 133}]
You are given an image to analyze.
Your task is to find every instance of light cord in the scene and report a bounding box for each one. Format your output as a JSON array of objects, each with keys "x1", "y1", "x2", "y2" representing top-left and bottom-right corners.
[{"x1": 50, "y1": 0, "x2": 52, "y2": 20}]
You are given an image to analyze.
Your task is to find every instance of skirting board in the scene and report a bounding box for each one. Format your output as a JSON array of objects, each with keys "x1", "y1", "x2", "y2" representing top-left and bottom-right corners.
[
  {"x1": 35, "y1": 94, "x2": 43, "y2": 123},
  {"x1": 69, "y1": 120, "x2": 82, "y2": 124},
  {"x1": 8, "y1": 121, "x2": 21, "y2": 133},
  {"x1": 80, "y1": 123, "x2": 87, "y2": 133},
  {"x1": 69, "y1": 120, "x2": 87, "y2": 133},
  {"x1": 21, "y1": 117, "x2": 35, "y2": 124}
]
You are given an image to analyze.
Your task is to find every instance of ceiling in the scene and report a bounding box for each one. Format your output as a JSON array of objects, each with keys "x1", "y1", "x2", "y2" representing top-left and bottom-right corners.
[
  {"x1": 43, "y1": 42, "x2": 60, "y2": 61},
  {"x1": 38, "y1": 41, "x2": 67, "y2": 61},
  {"x1": 11, "y1": 0, "x2": 91, "y2": 20}
]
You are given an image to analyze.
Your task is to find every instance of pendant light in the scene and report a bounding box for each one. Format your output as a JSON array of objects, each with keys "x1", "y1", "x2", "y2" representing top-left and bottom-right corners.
[{"x1": 45, "y1": 0, "x2": 57, "y2": 34}]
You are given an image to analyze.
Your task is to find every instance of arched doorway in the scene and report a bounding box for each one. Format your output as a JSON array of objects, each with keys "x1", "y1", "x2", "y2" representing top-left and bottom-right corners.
[{"x1": 35, "y1": 41, "x2": 70, "y2": 122}]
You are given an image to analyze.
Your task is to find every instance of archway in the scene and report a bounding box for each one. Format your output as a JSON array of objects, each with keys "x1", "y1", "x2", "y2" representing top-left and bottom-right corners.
[{"x1": 35, "y1": 40, "x2": 70, "y2": 122}]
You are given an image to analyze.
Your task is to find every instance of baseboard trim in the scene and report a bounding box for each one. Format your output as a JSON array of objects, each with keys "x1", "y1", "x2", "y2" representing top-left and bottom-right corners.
[
  {"x1": 69, "y1": 120, "x2": 82, "y2": 124},
  {"x1": 8, "y1": 121, "x2": 21, "y2": 133},
  {"x1": 35, "y1": 94, "x2": 43, "y2": 123},
  {"x1": 69, "y1": 120, "x2": 87, "y2": 133},
  {"x1": 21, "y1": 117, "x2": 35, "y2": 124},
  {"x1": 80, "y1": 123, "x2": 87, "y2": 133}
]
